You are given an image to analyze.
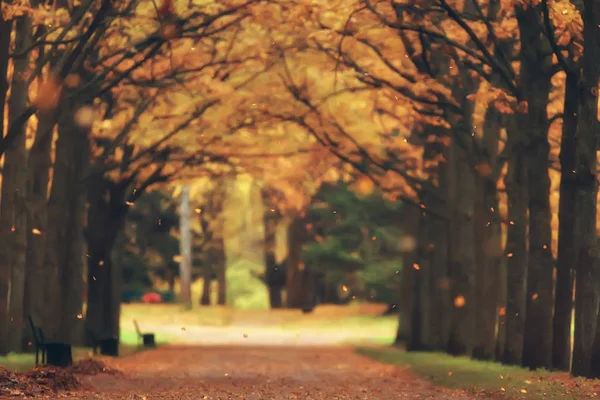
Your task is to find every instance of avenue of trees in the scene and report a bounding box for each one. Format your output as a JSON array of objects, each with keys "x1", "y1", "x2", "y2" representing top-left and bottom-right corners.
[{"x1": 0, "y1": 0, "x2": 599, "y2": 381}]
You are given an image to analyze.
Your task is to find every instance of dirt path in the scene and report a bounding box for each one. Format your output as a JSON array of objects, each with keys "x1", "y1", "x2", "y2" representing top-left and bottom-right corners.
[{"x1": 59, "y1": 345, "x2": 474, "y2": 399}]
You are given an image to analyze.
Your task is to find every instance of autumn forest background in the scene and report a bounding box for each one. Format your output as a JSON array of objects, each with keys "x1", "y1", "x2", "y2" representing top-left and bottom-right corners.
[{"x1": 0, "y1": 0, "x2": 600, "y2": 397}]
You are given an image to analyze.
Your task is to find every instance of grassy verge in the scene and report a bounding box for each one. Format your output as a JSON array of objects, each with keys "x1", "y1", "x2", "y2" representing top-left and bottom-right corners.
[{"x1": 357, "y1": 347, "x2": 600, "y2": 399}]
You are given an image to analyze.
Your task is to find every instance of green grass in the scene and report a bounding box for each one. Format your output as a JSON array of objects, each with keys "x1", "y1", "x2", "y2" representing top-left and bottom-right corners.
[{"x1": 357, "y1": 347, "x2": 600, "y2": 399}]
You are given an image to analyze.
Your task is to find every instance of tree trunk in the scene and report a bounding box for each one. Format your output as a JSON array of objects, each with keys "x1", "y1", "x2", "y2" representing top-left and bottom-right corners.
[
  {"x1": 269, "y1": 284, "x2": 283, "y2": 309},
  {"x1": 42, "y1": 87, "x2": 91, "y2": 344},
  {"x1": 262, "y1": 190, "x2": 285, "y2": 309},
  {"x1": 60, "y1": 133, "x2": 88, "y2": 346},
  {"x1": 473, "y1": 177, "x2": 502, "y2": 360},
  {"x1": 200, "y1": 263, "x2": 212, "y2": 305},
  {"x1": 85, "y1": 251, "x2": 115, "y2": 339},
  {"x1": 43, "y1": 132, "x2": 73, "y2": 340},
  {"x1": 552, "y1": 71, "x2": 579, "y2": 371},
  {"x1": 216, "y1": 236, "x2": 226, "y2": 306},
  {"x1": 473, "y1": 107, "x2": 504, "y2": 361},
  {"x1": 286, "y1": 217, "x2": 309, "y2": 308},
  {"x1": 22, "y1": 111, "x2": 55, "y2": 351},
  {"x1": 0, "y1": 10, "x2": 11, "y2": 356},
  {"x1": 571, "y1": 0, "x2": 600, "y2": 377},
  {"x1": 396, "y1": 204, "x2": 419, "y2": 344},
  {"x1": 408, "y1": 212, "x2": 429, "y2": 350},
  {"x1": 22, "y1": 32, "x2": 57, "y2": 350},
  {"x1": 502, "y1": 118, "x2": 529, "y2": 366},
  {"x1": 179, "y1": 186, "x2": 192, "y2": 309},
  {"x1": 446, "y1": 143, "x2": 476, "y2": 357},
  {"x1": 62, "y1": 185, "x2": 87, "y2": 346},
  {"x1": 265, "y1": 253, "x2": 284, "y2": 308},
  {"x1": 322, "y1": 277, "x2": 340, "y2": 304},
  {"x1": 591, "y1": 311, "x2": 600, "y2": 376},
  {"x1": 516, "y1": 4, "x2": 555, "y2": 371},
  {"x1": 0, "y1": 15, "x2": 32, "y2": 353},
  {"x1": 110, "y1": 231, "x2": 124, "y2": 346},
  {"x1": 427, "y1": 202, "x2": 450, "y2": 351},
  {"x1": 84, "y1": 175, "x2": 128, "y2": 343},
  {"x1": 0, "y1": 12, "x2": 10, "y2": 138}
]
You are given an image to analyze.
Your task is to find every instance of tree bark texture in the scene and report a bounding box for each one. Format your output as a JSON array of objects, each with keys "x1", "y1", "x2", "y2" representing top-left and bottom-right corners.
[
  {"x1": 502, "y1": 118, "x2": 529, "y2": 366},
  {"x1": 571, "y1": 0, "x2": 600, "y2": 378},
  {"x1": 0, "y1": 16, "x2": 32, "y2": 353},
  {"x1": 179, "y1": 186, "x2": 192, "y2": 308}
]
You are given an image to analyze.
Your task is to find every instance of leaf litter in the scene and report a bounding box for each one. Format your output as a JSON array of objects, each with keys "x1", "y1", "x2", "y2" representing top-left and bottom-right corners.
[
  {"x1": 0, "y1": 358, "x2": 121, "y2": 397},
  {"x1": 55, "y1": 346, "x2": 477, "y2": 399}
]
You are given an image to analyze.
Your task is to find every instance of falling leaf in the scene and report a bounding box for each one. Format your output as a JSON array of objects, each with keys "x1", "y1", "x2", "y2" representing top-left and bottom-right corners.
[
  {"x1": 32, "y1": 228, "x2": 42, "y2": 235},
  {"x1": 34, "y1": 75, "x2": 61, "y2": 112},
  {"x1": 398, "y1": 236, "x2": 416, "y2": 251},
  {"x1": 448, "y1": 371, "x2": 453, "y2": 376},
  {"x1": 243, "y1": 333, "x2": 248, "y2": 338},
  {"x1": 413, "y1": 263, "x2": 420, "y2": 271},
  {"x1": 437, "y1": 278, "x2": 450, "y2": 289},
  {"x1": 474, "y1": 163, "x2": 493, "y2": 177},
  {"x1": 161, "y1": 23, "x2": 181, "y2": 39},
  {"x1": 342, "y1": 285, "x2": 348, "y2": 292},
  {"x1": 454, "y1": 296, "x2": 466, "y2": 308},
  {"x1": 77, "y1": 313, "x2": 83, "y2": 319},
  {"x1": 532, "y1": 293, "x2": 539, "y2": 300},
  {"x1": 499, "y1": 307, "x2": 506, "y2": 316},
  {"x1": 353, "y1": 175, "x2": 375, "y2": 195},
  {"x1": 181, "y1": 327, "x2": 186, "y2": 331},
  {"x1": 64, "y1": 74, "x2": 81, "y2": 88},
  {"x1": 74, "y1": 106, "x2": 95, "y2": 128}
]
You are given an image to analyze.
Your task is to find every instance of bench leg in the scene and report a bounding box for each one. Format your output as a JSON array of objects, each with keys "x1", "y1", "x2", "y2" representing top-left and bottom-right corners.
[{"x1": 35, "y1": 348, "x2": 39, "y2": 366}]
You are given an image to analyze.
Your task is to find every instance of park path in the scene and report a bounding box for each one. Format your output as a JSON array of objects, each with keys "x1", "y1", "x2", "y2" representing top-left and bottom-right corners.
[
  {"x1": 61, "y1": 345, "x2": 475, "y2": 399},
  {"x1": 140, "y1": 322, "x2": 393, "y2": 345}
]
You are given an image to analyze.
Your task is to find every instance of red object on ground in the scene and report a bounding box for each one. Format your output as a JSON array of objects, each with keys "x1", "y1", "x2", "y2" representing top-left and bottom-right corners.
[{"x1": 141, "y1": 292, "x2": 162, "y2": 304}]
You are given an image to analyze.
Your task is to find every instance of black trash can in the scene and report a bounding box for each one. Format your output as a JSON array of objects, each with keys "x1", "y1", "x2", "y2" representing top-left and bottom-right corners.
[
  {"x1": 100, "y1": 338, "x2": 119, "y2": 357},
  {"x1": 142, "y1": 333, "x2": 156, "y2": 348},
  {"x1": 46, "y1": 343, "x2": 73, "y2": 367}
]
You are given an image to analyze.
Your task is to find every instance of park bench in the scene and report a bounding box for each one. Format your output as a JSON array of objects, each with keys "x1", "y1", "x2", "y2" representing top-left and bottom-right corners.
[
  {"x1": 28, "y1": 315, "x2": 73, "y2": 367},
  {"x1": 88, "y1": 328, "x2": 120, "y2": 357},
  {"x1": 133, "y1": 319, "x2": 156, "y2": 348}
]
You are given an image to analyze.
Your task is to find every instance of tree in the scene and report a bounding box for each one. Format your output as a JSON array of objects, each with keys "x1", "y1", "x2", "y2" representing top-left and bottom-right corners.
[
  {"x1": 302, "y1": 181, "x2": 404, "y2": 307},
  {"x1": 179, "y1": 185, "x2": 193, "y2": 308},
  {"x1": 571, "y1": 0, "x2": 600, "y2": 378},
  {"x1": 260, "y1": 187, "x2": 286, "y2": 308}
]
